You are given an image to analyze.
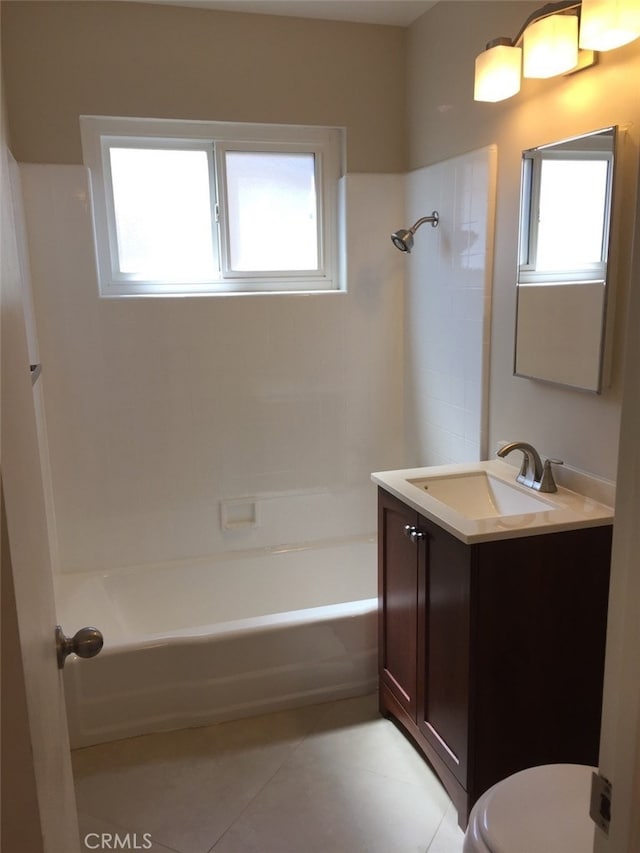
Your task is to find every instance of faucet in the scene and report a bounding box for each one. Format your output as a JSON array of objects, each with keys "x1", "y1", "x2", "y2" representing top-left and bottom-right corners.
[{"x1": 497, "y1": 442, "x2": 563, "y2": 493}]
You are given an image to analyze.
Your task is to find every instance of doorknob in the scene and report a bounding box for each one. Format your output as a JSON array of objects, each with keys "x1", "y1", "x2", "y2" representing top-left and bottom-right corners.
[{"x1": 56, "y1": 625, "x2": 103, "y2": 670}]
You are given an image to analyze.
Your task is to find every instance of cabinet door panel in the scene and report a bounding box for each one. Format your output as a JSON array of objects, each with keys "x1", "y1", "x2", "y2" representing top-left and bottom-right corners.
[
  {"x1": 378, "y1": 491, "x2": 419, "y2": 718},
  {"x1": 470, "y1": 528, "x2": 611, "y2": 799},
  {"x1": 419, "y1": 521, "x2": 470, "y2": 785}
]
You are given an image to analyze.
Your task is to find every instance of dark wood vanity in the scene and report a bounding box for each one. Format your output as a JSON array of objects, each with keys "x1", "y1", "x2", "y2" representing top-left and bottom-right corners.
[{"x1": 377, "y1": 487, "x2": 612, "y2": 828}]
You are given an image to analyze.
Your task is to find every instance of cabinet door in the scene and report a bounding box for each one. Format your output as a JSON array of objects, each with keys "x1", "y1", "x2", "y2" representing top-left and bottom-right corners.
[
  {"x1": 470, "y1": 528, "x2": 612, "y2": 799},
  {"x1": 378, "y1": 490, "x2": 420, "y2": 719},
  {"x1": 418, "y1": 519, "x2": 471, "y2": 786}
]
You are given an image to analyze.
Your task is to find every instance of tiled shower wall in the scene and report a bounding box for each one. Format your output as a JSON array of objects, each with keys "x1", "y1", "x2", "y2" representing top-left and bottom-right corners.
[
  {"x1": 403, "y1": 146, "x2": 497, "y2": 466},
  {"x1": 21, "y1": 150, "x2": 494, "y2": 576},
  {"x1": 21, "y1": 167, "x2": 405, "y2": 574}
]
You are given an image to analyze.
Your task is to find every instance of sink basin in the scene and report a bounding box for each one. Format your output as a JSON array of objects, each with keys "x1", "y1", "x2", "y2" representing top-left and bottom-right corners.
[
  {"x1": 408, "y1": 471, "x2": 556, "y2": 519},
  {"x1": 372, "y1": 460, "x2": 613, "y2": 543}
]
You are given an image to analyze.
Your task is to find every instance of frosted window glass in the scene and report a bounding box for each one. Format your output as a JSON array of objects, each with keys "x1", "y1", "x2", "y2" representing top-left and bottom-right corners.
[
  {"x1": 536, "y1": 159, "x2": 609, "y2": 270},
  {"x1": 109, "y1": 148, "x2": 216, "y2": 280},
  {"x1": 225, "y1": 152, "x2": 318, "y2": 271}
]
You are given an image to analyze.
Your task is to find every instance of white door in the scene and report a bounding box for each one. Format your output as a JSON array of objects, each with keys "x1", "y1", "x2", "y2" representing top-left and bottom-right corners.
[
  {"x1": 593, "y1": 150, "x2": 640, "y2": 853},
  {"x1": 1, "y1": 137, "x2": 80, "y2": 851}
]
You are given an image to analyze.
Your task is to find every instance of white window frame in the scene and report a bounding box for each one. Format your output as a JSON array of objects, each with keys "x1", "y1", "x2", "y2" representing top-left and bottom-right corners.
[
  {"x1": 215, "y1": 141, "x2": 325, "y2": 283},
  {"x1": 518, "y1": 146, "x2": 613, "y2": 285},
  {"x1": 80, "y1": 116, "x2": 344, "y2": 297}
]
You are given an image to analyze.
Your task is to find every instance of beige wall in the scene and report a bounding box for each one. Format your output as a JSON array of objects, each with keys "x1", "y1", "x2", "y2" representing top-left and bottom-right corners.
[
  {"x1": 3, "y1": 0, "x2": 638, "y2": 481},
  {"x1": 409, "y1": 1, "x2": 640, "y2": 482},
  {"x1": 1, "y1": 0, "x2": 407, "y2": 172}
]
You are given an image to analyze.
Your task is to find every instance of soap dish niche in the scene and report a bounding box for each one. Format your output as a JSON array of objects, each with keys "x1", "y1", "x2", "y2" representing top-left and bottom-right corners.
[{"x1": 220, "y1": 498, "x2": 260, "y2": 531}]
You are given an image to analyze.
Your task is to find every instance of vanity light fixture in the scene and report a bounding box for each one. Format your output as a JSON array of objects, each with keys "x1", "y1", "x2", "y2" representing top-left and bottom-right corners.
[{"x1": 474, "y1": 0, "x2": 640, "y2": 102}]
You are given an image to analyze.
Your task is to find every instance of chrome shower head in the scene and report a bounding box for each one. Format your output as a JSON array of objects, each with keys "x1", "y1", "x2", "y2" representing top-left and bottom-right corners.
[
  {"x1": 391, "y1": 228, "x2": 414, "y2": 252},
  {"x1": 390, "y1": 211, "x2": 439, "y2": 253}
]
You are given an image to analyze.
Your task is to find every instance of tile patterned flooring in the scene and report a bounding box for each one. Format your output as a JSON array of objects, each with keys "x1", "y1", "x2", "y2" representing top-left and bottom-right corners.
[{"x1": 73, "y1": 693, "x2": 465, "y2": 853}]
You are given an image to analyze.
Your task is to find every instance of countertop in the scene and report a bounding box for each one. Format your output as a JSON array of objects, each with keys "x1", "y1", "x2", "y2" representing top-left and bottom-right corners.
[{"x1": 372, "y1": 459, "x2": 614, "y2": 544}]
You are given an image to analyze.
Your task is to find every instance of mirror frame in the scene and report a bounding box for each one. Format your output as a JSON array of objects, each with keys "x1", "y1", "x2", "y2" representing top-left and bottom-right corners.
[{"x1": 514, "y1": 126, "x2": 618, "y2": 393}]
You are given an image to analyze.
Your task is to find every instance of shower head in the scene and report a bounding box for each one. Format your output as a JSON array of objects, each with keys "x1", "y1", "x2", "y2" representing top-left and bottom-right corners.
[
  {"x1": 391, "y1": 228, "x2": 414, "y2": 253},
  {"x1": 391, "y1": 211, "x2": 439, "y2": 253}
]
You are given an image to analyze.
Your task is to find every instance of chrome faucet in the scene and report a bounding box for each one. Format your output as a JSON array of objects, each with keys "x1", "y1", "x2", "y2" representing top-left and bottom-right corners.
[{"x1": 497, "y1": 442, "x2": 563, "y2": 493}]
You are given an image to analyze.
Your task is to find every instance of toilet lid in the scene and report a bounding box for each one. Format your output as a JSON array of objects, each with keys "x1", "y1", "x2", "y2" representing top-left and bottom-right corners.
[{"x1": 474, "y1": 764, "x2": 596, "y2": 853}]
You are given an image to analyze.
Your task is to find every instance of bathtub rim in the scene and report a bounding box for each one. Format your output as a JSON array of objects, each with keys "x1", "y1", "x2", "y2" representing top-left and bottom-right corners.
[
  {"x1": 70, "y1": 595, "x2": 379, "y2": 657},
  {"x1": 56, "y1": 532, "x2": 378, "y2": 579},
  {"x1": 57, "y1": 532, "x2": 378, "y2": 654}
]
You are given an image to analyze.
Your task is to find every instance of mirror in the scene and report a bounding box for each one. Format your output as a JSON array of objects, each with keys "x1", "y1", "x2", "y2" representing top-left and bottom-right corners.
[{"x1": 514, "y1": 126, "x2": 616, "y2": 393}]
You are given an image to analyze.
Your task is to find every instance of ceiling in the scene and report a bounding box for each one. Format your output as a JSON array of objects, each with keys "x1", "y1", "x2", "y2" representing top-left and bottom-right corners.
[{"x1": 126, "y1": 0, "x2": 440, "y2": 27}]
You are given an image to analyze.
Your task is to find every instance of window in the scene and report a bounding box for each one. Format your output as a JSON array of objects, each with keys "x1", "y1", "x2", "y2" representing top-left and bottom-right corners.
[
  {"x1": 518, "y1": 138, "x2": 613, "y2": 284},
  {"x1": 81, "y1": 116, "x2": 344, "y2": 296}
]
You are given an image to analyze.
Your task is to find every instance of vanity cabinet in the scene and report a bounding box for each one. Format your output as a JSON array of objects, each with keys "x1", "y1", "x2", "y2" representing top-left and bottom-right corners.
[{"x1": 378, "y1": 487, "x2": 612, "y2": 828}]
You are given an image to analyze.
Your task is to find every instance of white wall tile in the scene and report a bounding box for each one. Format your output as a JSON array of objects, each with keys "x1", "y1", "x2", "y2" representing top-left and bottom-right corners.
[
  {"x1": 23, "y1": 150, "x2": 496, "y2": 574},
  {"x1": 404, "y1": 146, "x2": 497, "y2": 467},
  {"x1": 21, "y1": 166, "x2": 405, "y2": 573}
]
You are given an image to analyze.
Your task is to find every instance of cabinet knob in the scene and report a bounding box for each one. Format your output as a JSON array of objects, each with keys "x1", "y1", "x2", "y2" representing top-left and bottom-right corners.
[{"x1": 403, "y1": 524, "x2": 425, "y2": 543}]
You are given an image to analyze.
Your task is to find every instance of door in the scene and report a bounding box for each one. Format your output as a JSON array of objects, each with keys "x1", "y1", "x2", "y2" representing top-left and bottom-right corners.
[
  {"x1": 1, "y1": 137, "x2": 80, "y2": 851},
  {"x1": 593, "y1": 148, "x2": 640, "y2": 853},
  {"x1": 418, "y1": 519, "x2": 470, "y2": 787},
  {"x1": 378, "y1": 489, "x2": 421, "y2": 719}
]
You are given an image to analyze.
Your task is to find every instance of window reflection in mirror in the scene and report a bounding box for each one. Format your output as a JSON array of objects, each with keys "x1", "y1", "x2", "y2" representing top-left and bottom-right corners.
[{"x1": 518, "y1": 127, "x2": 615, "y2": 284}]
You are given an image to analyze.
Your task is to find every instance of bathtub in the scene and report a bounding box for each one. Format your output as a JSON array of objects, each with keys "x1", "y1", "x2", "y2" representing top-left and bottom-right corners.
[{"x1": 56, "y1": 536, "x2": 378, "y2": 748}]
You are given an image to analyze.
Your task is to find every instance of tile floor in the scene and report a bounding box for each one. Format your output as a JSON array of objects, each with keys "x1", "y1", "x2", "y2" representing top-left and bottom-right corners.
[{"x1": 73, "y1": 693, "x2": 465, "y2": 853}]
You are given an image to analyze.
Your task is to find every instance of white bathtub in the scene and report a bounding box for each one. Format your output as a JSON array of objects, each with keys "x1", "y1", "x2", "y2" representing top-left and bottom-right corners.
[{"x1": 56, "y1": 536, "x2": 378, "y2": 748}]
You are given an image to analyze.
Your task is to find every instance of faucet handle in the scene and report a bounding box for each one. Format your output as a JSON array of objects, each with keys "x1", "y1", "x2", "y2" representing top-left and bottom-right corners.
[{"x1": 539, "y1": 458, "x2": 563, "y2": 493}]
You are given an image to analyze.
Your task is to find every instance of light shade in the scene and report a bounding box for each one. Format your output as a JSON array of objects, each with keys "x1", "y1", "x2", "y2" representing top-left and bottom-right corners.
[
  {"x1": 579, "y1": 0, "x2": 640, "y2": 51},
  {"x1": 474, "y1": 42, "x2": 522, "y2": 102},
  {"x1": 523, "y1": 13, "x2": 579, "y2": 78}
]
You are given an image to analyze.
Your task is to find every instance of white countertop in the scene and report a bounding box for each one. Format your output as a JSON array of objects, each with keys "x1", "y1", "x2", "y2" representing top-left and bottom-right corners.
[{"x1": 371, "y1": 459, "x2": 614, "y2": 544}]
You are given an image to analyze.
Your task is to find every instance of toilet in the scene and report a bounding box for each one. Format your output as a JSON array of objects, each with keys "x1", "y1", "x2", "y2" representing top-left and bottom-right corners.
[{"x1": 463, "y1": 764, "x2": 596, "y2": 853}]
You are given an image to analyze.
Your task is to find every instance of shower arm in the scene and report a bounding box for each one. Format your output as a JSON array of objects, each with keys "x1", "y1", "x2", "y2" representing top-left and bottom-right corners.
[{"x1": 410, "y1": 212, "x2": 439, "y2": 233}]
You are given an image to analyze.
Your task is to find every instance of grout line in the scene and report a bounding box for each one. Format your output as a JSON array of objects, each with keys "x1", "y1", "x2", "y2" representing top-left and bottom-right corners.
[
  {"x1": 206, "y1": 696, "x2": 379, "y2": 851},
  {"x1": 426, "y1": 801, "x2": 465, "y2": 852},
  {"x1": 205, "y1": 708, "x2": 326, "y2": 852},
  {"x1": 424, "y1": 802, "x2": 449, "y2": 853},
  {"x1": 204, "y1": 755, "x2": 294, "y2": 852}
]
